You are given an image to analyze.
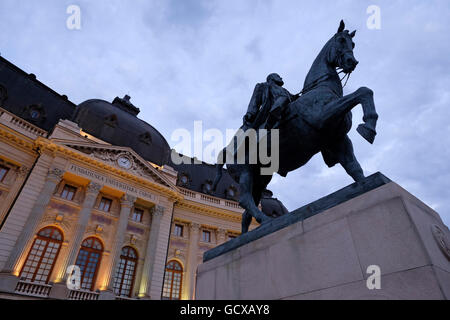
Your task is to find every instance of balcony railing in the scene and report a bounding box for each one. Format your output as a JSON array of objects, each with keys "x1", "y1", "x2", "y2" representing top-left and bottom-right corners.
[
  {"x1": 68, "y1": 288, "x2": 99, "y2": 300},
  {"x1": 225, "y1": 200, "x2": 241, "y2": 209},
  {"x1": 15, "y1": 280, "x2": 52, "y2": 298},
  {"x1": 200, "y1": 194, "x2": 221, "y2": 204},
  {"x1": 0, "y1": 107, "x2": 47, "y2": 138},
  {"x1": 180, "y1": 187, "x2": 242, "y2": 211}
]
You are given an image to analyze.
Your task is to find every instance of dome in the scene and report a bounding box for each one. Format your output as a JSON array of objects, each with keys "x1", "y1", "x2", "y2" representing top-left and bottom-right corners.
[
  {"x1": 72, "y1": 95, "x2": 170, "y2": 166},
  {"x1": 260, "y1": 189, "x2": 289, "y2": 218},
  {"x1": 169, "y1": 156, "x2": 239, "y2": 201}
]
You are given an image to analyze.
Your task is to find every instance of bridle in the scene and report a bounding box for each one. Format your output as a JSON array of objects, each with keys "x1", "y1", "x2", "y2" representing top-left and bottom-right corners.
[
  {"x1": 334, "y1": 33, "x2": 355, "y2": 89},
  {"x1": 299, "y1": 34, "x2": 354, "y2": 96}
]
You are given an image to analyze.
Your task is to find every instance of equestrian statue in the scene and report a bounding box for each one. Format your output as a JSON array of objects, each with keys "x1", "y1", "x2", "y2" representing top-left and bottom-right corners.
[{"x1": 212, "y1": 20, "x2": 379, "y2": 233}]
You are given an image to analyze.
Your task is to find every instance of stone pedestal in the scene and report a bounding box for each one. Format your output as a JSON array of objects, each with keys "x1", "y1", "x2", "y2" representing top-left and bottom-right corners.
[
  {"x1": 48, "y1": 282, "x2": 69, "y2": 299},
  {"x1": 196, "y1": 173, "x2": 450, "y2": 300},
  {"x1": 0, "y1": 273, "x2": 18, "y2": 294},
  {"x1": 98, "y1": 289, "x2": 116, "y2": 300}
]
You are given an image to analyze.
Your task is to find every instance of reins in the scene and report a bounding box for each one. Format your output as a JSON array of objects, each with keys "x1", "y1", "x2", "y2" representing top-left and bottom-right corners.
[
  {"x1": 299, "y1": 34, "x2": 353, "y2": 96},
  {"x1": 299, "y1": 69, "x2": 351, "y2": 96}
]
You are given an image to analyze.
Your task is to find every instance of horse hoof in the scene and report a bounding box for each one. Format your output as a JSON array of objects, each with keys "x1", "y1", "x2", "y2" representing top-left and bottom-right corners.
[{"x1": 357, "y1": 124, "x2": 376, "y2": 144}]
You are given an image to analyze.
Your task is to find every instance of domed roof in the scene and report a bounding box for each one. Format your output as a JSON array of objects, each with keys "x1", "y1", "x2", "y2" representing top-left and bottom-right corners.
[
  {"x1": 260, "y1": 189, "x2": 289, "y2": 218},
  {"x1": 168, "y1": 155, "x2": 239, "y2": 201},
  {"x1": 72, "y1": 95, "x2": 170, "y2": 166}
]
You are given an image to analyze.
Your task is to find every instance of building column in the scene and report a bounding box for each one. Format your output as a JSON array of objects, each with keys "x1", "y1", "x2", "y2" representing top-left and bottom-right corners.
[
  {"x1": 99, "y1": 194, "x2": 136, "y2": 299},
  {"x1": 217, "y1": 228, "x2": 227, "y2": 245},
  {"x1": 0, "y1": 166, "x2": 30, "y2": 226},
  {"x1": 139, "y1": 205, "x2": 165, "y2": 299},
  {"x1": 51, "y1": 182, "x2": 102, "y2": 294},
  {"x1": 1, "y1": 167, "x2": 64, "y2": 277},
  {"x1": 0, "y1": 167, "x2": 63, "y2": 293},
  {"x1": 186, "y1": 222, "x2": 200, "y2": 300}
]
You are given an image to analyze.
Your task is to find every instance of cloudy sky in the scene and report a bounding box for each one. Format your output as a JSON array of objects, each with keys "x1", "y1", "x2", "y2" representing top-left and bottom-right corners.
[{"x1": 1, "y1": 0, "x2": 449, "y2": 225}]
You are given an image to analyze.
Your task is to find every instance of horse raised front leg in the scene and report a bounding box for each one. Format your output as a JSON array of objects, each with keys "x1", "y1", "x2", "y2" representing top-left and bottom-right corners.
[
  {"x1": 355, "y1": 87, "x2": 378, "y2": 144},
  {"x1": 321, "y1": 87, "x2": 378, "y2": 144}
]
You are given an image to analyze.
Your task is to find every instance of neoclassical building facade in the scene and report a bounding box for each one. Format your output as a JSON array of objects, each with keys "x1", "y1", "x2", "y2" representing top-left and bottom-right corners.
[{"x1": 0, "y1": 57, "x2": 288, "y2": 300}]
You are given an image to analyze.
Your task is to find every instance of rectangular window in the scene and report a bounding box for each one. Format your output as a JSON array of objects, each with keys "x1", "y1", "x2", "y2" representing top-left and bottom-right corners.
[
  {"x1": 98, "y1": 197, "x2": 112, "y2": 212},
  {"x1": 0, "y1": 165, "x2": 9, "y2": 182},
  {"x1": 174, "y1": 224, "x2": 183, "y2": 237},
  {"x1": 60, "y1": 184, "x2": 77, "y2": 201},
  {"x1": 202, "y1": 230, "x2": 211, "y2": 243},
  {"x1": 131, "y1": 208, "x2": 143, "y2": 222}
]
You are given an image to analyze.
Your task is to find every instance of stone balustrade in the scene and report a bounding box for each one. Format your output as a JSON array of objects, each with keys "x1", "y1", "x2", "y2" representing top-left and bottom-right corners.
[
  {"x1": 0, "y1": 107, "x2": 47, "y2": 138},
  {"x1": 68, "y1": 289, "x2": 99, "y2": 300},
  {"x1": 180, "y1": 187, "x2": 242, "y2": 211},
  {"x1": 15, "y1": 280, "x2": 52, "y2": 298}
]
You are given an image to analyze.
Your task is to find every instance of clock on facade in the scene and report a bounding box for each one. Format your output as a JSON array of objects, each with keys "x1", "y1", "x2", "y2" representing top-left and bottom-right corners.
[{"x1": 117, "y1": 155, "x2": 132, "y2": 169}]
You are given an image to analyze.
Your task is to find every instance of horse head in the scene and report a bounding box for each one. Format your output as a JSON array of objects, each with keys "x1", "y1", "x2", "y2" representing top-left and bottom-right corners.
[{"x1": 328, "y1": 20, "x2": 358, "y2": 74}]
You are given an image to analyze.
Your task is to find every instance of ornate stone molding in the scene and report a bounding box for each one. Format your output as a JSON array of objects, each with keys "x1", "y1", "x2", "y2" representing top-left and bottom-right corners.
[
  {"x1": 176, "y1": 200, "x2": 243, "y2": 223},
  {"x1": 151, "y1": 205, "x2": 165, "y2": 217},
  {"x1": 0, "y1": 158, "x2": 18, "y2": 170},
  {"x1": 35, "y1": 138, "x2": 182, "y2": 201},
  {"x1": 431, "y1": 224, "x2": 450, "y2": 260},
  {"x1": 0, "y1": 125, "x2": 36, "y2": 150},
  {"x1": 190, "y1": 222, "x2": 201, "y2": 232},
  {"x1": 16, "y1": 166, "x2": 30, "y2": 178},
  {"x1": 86, "y1": 182, "x2": 102, "y2": 194},
  {"x1": 120, "y1": 194, "x2": 137, "y2": 207},
  {"x1": 89, "y1": 149, "x2": 157, "y2": 182},
  {"x1": 47, "y1": 167, "x2": 64, "y2": 181}
]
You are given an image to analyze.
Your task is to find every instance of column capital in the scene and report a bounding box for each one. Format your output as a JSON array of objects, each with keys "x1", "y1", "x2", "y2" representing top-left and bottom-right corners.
[
  {"x1": 86, "y1": 182, "x2": 102, "y2": 195},
  {"x1": 217, "y1": 228, "x2": 227, "y2": 236},
  {"x1": 47, "y1": 167, "x2": 64, "y2": 182},
  {"x1": 120, "y1": 194, "x2": 136, "y2": 207},
  {"x1": 151, "y1": 205, "x2": 165, "y2": 217},
  {"x1": 190, "y1": 222, "x2": 201, "y2": 232},
  {"x1": 16, "y1": 166, "x2": 30, "y2": 178}
]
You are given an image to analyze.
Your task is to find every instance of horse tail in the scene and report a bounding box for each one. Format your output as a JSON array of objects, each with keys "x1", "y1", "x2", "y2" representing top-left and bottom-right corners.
[
  {"x1": 212, "y1": 148, "x2": 226, "y2": 191},
  {"x1": 212, "y1": 163, "x2": 224, "y2": 192}
]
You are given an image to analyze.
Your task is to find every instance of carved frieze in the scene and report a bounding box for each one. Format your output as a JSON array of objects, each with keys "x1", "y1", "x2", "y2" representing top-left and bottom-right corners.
[
  {"x1": 88, "y1": 149, "x2": 156, "y2": 182},
  {"x1": 47, "y1": 167, "x2": 64, "y2": 180}
]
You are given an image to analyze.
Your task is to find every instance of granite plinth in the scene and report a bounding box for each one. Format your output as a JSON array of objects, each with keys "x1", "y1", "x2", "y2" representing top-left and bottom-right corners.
[
  {"x1": 196, "y1": 174, "x2": 450, "y2": 300},
  {"x1": 204, "y1": 172, "x2": 391, "y2": 263}
]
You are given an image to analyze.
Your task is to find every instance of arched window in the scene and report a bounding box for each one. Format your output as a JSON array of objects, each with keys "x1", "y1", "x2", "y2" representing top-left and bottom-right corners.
[
  {"x1": 113, "y1": 246, "x2": 138, "y2": 297},
  {"x1": 75, "y1": 237, "x2": 103, "y2": 291},
  {"x1": 19, "y1": 227, "x2": 63, "y2": 284},
  {"x1": 162, "y1": 260, "x2": 183, "y2": 300}
]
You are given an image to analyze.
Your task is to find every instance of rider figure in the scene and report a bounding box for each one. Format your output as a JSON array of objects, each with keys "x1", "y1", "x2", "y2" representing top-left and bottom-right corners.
[
  {"x1": 212, "y1": 73, "x2": 298, "y2": 192},
  {"x1": 243, "y1": 73, "x2": 299, "y2": 130}
]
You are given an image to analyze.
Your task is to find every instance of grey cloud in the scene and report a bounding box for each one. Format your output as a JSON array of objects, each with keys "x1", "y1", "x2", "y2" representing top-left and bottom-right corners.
[{"x1": 0, "y1": 0, "x2": 449, "y2": 225}]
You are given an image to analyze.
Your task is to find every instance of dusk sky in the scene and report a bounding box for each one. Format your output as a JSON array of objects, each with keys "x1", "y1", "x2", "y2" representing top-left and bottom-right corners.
[{"x1": 1, "y1": 0, "x2": 449, "y2": 225}]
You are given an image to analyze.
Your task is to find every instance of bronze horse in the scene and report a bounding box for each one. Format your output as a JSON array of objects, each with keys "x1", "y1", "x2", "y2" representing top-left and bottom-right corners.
[{"x1": 213, "y1": 20, "x2": 378, "y2": 233}]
